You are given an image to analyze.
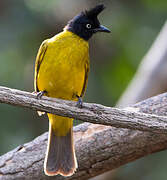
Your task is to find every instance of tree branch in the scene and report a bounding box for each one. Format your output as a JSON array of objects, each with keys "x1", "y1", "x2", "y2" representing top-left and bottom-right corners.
[
  {"x1": 118, "y1": 21, "x2": 167, "y2": 106},
  {"x1": 0, "y1": 86, "x2": 167, "y2": 134},
  {"x1": 1, "y1": 90, "x2": 167, "y2": 179},
  {"x1": 97, "y1": 20, "x2": 167, "y2": 180}
]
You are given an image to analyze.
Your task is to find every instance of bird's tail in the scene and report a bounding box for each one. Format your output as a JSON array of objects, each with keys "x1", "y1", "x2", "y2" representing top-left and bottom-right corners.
[{"x1": 44, "y1": 115, "x2": 77, "y2": 176}]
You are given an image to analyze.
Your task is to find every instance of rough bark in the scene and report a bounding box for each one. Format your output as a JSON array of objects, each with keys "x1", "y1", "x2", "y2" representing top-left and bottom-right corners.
[
  {"x1": 1, "y1": 90, "x2": 167, "y2": 179},
  {"x1": 1, "y1": 86, "x2": 167, "y2": 134},
  {"x1": 96, "y1": 21, "x2": 167, "y2": 180},
  {"x1": 117, "y1": 21, "x2": 167, "y2": 107}
]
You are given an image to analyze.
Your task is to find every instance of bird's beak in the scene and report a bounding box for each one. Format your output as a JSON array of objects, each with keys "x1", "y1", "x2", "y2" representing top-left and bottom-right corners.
[{"x1": 94, "y1": 25, "x2": 111, "y2": 33}]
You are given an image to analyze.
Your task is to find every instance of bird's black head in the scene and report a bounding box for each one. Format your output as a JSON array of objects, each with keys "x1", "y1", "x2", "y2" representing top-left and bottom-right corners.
[{"x1": 65, "y1": 4, "x2": 110, "y2": 41}]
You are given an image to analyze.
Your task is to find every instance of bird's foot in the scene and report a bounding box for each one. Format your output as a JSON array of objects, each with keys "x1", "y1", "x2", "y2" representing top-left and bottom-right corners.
[
  {"x1": 76, "y1": 95, "x2": 83, "y2": 108},
  {"x1": 36, "y1": 90, "x2": 47, "y2": 99}
]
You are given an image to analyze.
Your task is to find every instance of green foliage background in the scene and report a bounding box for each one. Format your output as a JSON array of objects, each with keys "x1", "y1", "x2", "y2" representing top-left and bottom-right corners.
[{"x1": 0, "y1": 0, "x2": 166, "y2": 179}]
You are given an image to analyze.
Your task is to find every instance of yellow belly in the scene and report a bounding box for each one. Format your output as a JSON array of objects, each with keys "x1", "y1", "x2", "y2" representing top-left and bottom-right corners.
[
  {"x1": 37, "y1": 32, "x2": 88, "y2": 100},
  {"x1": 38, "y1": 58, "x2": 85, "y2": 100}
]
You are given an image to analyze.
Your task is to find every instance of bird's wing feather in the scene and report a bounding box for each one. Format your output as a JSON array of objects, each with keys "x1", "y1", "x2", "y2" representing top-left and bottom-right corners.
[
  {"x1": 34, "y1": 40, "x2": 48, "y2": 92},
  {"x1": 81, "y1": 55, "x2": 90, "y2": 97}
]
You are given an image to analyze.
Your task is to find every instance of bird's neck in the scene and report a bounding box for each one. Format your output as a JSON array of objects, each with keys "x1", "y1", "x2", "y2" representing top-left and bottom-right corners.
[
  {"x1": 64, "y1": 25, "x2": 92, "y2": 41},
  {"x1": 62, "y1": 29, "x2": 89, "y2": 44}
]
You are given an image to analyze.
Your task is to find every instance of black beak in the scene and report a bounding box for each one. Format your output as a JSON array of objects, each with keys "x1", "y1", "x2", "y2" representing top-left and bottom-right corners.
[{"x1": 94, "y1": 25, "x2": 110, "y2": 33}]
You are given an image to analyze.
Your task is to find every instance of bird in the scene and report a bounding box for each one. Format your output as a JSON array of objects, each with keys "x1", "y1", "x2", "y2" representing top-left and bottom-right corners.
[{"x1": 34, "y1": 4, "x2": 110, "y2": 177}]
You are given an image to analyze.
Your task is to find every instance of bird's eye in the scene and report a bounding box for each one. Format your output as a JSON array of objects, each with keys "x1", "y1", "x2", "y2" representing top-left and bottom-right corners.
[{"x1": 86, "y1": 24, "x2": 92, "y2": 29}]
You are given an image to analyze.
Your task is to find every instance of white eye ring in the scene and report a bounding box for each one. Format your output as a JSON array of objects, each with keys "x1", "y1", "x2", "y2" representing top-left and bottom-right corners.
[{"x1": 86, "y1": 23, "x2": 91, "y2": 29}]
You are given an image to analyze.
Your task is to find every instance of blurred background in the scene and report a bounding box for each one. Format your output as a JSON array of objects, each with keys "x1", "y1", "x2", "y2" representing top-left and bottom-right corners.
[{"x1": 0, "y1": 0, "x2": 167, "y2": 179}]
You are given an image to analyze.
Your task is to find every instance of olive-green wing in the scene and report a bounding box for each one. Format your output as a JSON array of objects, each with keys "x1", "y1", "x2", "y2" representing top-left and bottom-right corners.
[
  {"x1": 80, "y1": 55, "x2": 90, "y2": 97},
  {"x1": 34, "y1": 40, "x2": 48, "y2": 92}
]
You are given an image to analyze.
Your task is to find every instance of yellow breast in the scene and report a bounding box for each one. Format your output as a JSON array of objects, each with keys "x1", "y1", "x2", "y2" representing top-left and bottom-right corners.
[{"x1": 37, "y1": 30, "x2": 89, "y2": 101}]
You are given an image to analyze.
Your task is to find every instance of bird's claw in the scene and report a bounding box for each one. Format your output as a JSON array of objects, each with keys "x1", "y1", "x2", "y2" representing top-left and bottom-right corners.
[
  {"x1": 76, "y1": 96, "x2": 83, "y2": 108},
  {"x1": 36, "y1": 90, "x2": 46, "y2": 99}
]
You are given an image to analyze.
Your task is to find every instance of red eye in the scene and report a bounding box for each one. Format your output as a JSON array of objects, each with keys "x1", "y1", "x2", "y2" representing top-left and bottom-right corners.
[{"x1": 86, "y1": 24, "x2": 91, "y2": 29}]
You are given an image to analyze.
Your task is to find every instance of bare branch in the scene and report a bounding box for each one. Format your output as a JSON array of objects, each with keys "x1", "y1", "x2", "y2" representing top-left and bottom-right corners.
[
  {"x1": 1, "y1": 91, "x2": 167, "y2": 179},
  {"x1": 1, "y1": 86, "x2": 167, "y2": 134},
  {"x1": 118, "y1": 21, "x2": 167, "y2": 106},
  {"x1": 95, "y1": 20, "x2": 167, "y2": 180}
]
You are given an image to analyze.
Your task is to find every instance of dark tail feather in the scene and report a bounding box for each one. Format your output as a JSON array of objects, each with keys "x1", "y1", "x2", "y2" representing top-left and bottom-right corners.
[{"x1": 44, "y1": 123, "x2": 77, "y2": 176}]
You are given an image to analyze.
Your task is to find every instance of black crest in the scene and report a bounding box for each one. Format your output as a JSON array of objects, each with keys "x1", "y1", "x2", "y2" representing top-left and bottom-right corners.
[{"x1": 85, "y1": 4, "x2": 105, "y2": 18}]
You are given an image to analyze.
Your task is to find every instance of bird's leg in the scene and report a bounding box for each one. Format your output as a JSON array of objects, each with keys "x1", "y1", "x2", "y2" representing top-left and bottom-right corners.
[
  {"x1": 76, "y1": 95, "x2": 83, "y2": 108},
  {"x1": 36, "y1": 90, "x2": 47, "y2": 99}
]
